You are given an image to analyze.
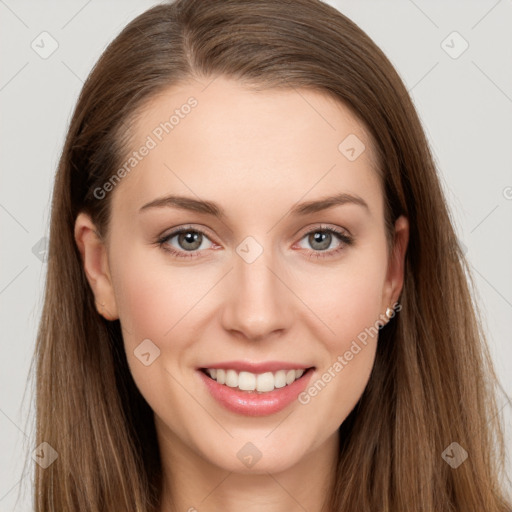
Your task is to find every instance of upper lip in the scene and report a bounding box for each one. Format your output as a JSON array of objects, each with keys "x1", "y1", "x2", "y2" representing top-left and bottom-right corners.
[{"x1": 198, "y1": 361, "x2": 314, "y2": 373}]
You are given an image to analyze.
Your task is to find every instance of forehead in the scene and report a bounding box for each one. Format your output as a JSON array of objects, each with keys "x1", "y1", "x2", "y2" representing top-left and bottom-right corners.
[{"x1": 110, "y1": 76, "x2": 382, "y2": 219}]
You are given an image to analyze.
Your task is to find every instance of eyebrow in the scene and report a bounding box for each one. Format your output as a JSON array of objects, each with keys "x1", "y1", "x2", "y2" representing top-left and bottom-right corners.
[{"x1": 138, "y1": 192, "x2": 369, "y2": 217}]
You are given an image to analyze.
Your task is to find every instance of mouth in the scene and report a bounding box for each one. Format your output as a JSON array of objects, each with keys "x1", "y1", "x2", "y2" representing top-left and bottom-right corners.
[
  {"x1": 199, "y1": 366, "x2": 315, "y2": 394},
  {"x1": 197, "y1": 364, "x2": 316, "y2": 416}
]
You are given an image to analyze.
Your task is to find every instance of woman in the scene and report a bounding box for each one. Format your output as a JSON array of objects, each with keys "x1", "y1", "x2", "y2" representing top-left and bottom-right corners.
[{"x1": 32, "y1": 0, "x2": 511, "y2": 510}]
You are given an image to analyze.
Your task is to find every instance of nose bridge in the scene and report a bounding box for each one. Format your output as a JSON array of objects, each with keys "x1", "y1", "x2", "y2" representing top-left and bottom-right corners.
[{"x1": 222, "y1": 234, "x2": 291, "y2": 339}]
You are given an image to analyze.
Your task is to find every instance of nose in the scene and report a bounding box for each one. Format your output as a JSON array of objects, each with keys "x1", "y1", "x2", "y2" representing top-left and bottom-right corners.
[{"x1": 221, "y1": 242, "x2": 294, "y2": 341}]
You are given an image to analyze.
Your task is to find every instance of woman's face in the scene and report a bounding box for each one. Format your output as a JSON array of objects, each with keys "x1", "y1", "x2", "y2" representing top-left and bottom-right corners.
[{"x1": 76, "y1": 76, "x2": 408, "y2": 475}]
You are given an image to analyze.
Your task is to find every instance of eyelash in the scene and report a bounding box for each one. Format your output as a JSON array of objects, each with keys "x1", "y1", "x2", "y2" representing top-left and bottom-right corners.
[{"x1": 156, "y1": 225, "x2": 353, "y2": 260}]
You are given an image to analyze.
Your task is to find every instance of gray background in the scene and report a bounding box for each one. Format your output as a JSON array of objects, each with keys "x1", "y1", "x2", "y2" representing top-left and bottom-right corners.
[{"x1": 1, "y1": 0, "x2": 511, "y2": 509}]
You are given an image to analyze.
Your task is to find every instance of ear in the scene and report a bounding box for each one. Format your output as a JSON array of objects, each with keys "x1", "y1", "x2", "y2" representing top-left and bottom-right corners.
[
  {"x1": 381, "y1": 215, "x2": 409, "y2": 313},
  {"x1": 74, "y1": 212, "x2": 119, "y2": 321}
]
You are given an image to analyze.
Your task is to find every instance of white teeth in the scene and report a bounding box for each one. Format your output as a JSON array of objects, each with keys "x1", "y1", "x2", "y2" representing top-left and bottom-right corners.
[
  {"x1": 256, "y1": 372, "x2": 274, "y2": 392},
  {"x1": 274, "y1": 370, "x2": 287, "y2": 388},
  {"x1": 285, "y1": 369, "x2": 296, "y2": 385},
  {"x1": 216, "y1": 369, "x2": 225, "y2": 384},
  {"x1": 225, "y1": 369, "x2": 238, "y2": 387},
  {"x1": 238, "y1": 371, "x2": 256, "y2": 391},
  {"x1": 203, "y1": 367, "x2": 308, "y2": 393}
]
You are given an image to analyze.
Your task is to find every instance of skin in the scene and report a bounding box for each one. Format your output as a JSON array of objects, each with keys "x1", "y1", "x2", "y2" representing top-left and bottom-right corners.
[{"x1": 74, "y1": 76, "x2": 409, "y2": 512}]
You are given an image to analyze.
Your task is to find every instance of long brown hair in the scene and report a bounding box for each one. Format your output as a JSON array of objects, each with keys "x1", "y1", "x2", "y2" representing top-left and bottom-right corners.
[{"x1": 30, "y1": 0, "x2": 511, "y2": 510}]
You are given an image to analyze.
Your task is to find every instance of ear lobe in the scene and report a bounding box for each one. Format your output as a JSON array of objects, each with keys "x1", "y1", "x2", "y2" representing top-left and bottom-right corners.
[
  {"x1": 74, "y1": 212, "x2": 119, "y2": 321},
  {"x1": 383, "y1": 215, "x2": 409, "y2": 308}
]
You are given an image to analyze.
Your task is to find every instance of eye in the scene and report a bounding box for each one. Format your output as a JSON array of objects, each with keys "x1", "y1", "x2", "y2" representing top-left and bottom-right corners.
[
  {"x1": 157, "y1": 226, "x2": 215, "y2": 259},
  {"x1": 295, "y1": 225, "x2": 353, "y2": 259},
  {"x1": 156, "y1": 224, "x2": 353, "y2": 260}
]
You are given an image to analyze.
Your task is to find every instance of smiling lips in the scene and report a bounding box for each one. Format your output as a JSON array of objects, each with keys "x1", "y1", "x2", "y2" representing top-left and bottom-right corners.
[{"x1": 197, "y1": 361, "x2": 315, "y2": 416}]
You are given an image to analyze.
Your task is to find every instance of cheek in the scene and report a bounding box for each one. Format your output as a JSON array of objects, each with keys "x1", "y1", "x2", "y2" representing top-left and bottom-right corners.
[
  {"x1": 294, "y1": 253, "x2": 386, "y2": 421},
  {"x1": 111, "y1": 248, "x2": 209, "y2": 345},
  {"x1": 110, "y1": 250, "x2": 208, "y2": 410},
  {"x1": 299, "y1": 255, "x2": 387, "y2": 348},
  {"x1": 109, "y1": 248, "x2": 224, "y2": 403},
  {"x1": 333, "y1": 273, "x2": 384, "y2": 342}
]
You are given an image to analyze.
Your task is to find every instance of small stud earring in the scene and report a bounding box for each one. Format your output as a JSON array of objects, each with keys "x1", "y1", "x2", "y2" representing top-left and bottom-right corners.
[{"x1": 385, "y1": 306, "x2": 394, "y2": 319}]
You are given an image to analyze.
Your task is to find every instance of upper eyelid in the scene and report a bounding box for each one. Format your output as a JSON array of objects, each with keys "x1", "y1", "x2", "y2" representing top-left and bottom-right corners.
[
  {"x1": 161, "y1": 224, "x2": 216, "y2": 240},
  {"x1": 296, "y1": 224, "x2": 351, "y2": 238}
]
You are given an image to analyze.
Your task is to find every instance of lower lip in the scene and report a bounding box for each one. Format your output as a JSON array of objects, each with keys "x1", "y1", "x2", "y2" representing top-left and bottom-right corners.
[{"x1": 198, "y1": 368, "x2": 315, "y2": 416}]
